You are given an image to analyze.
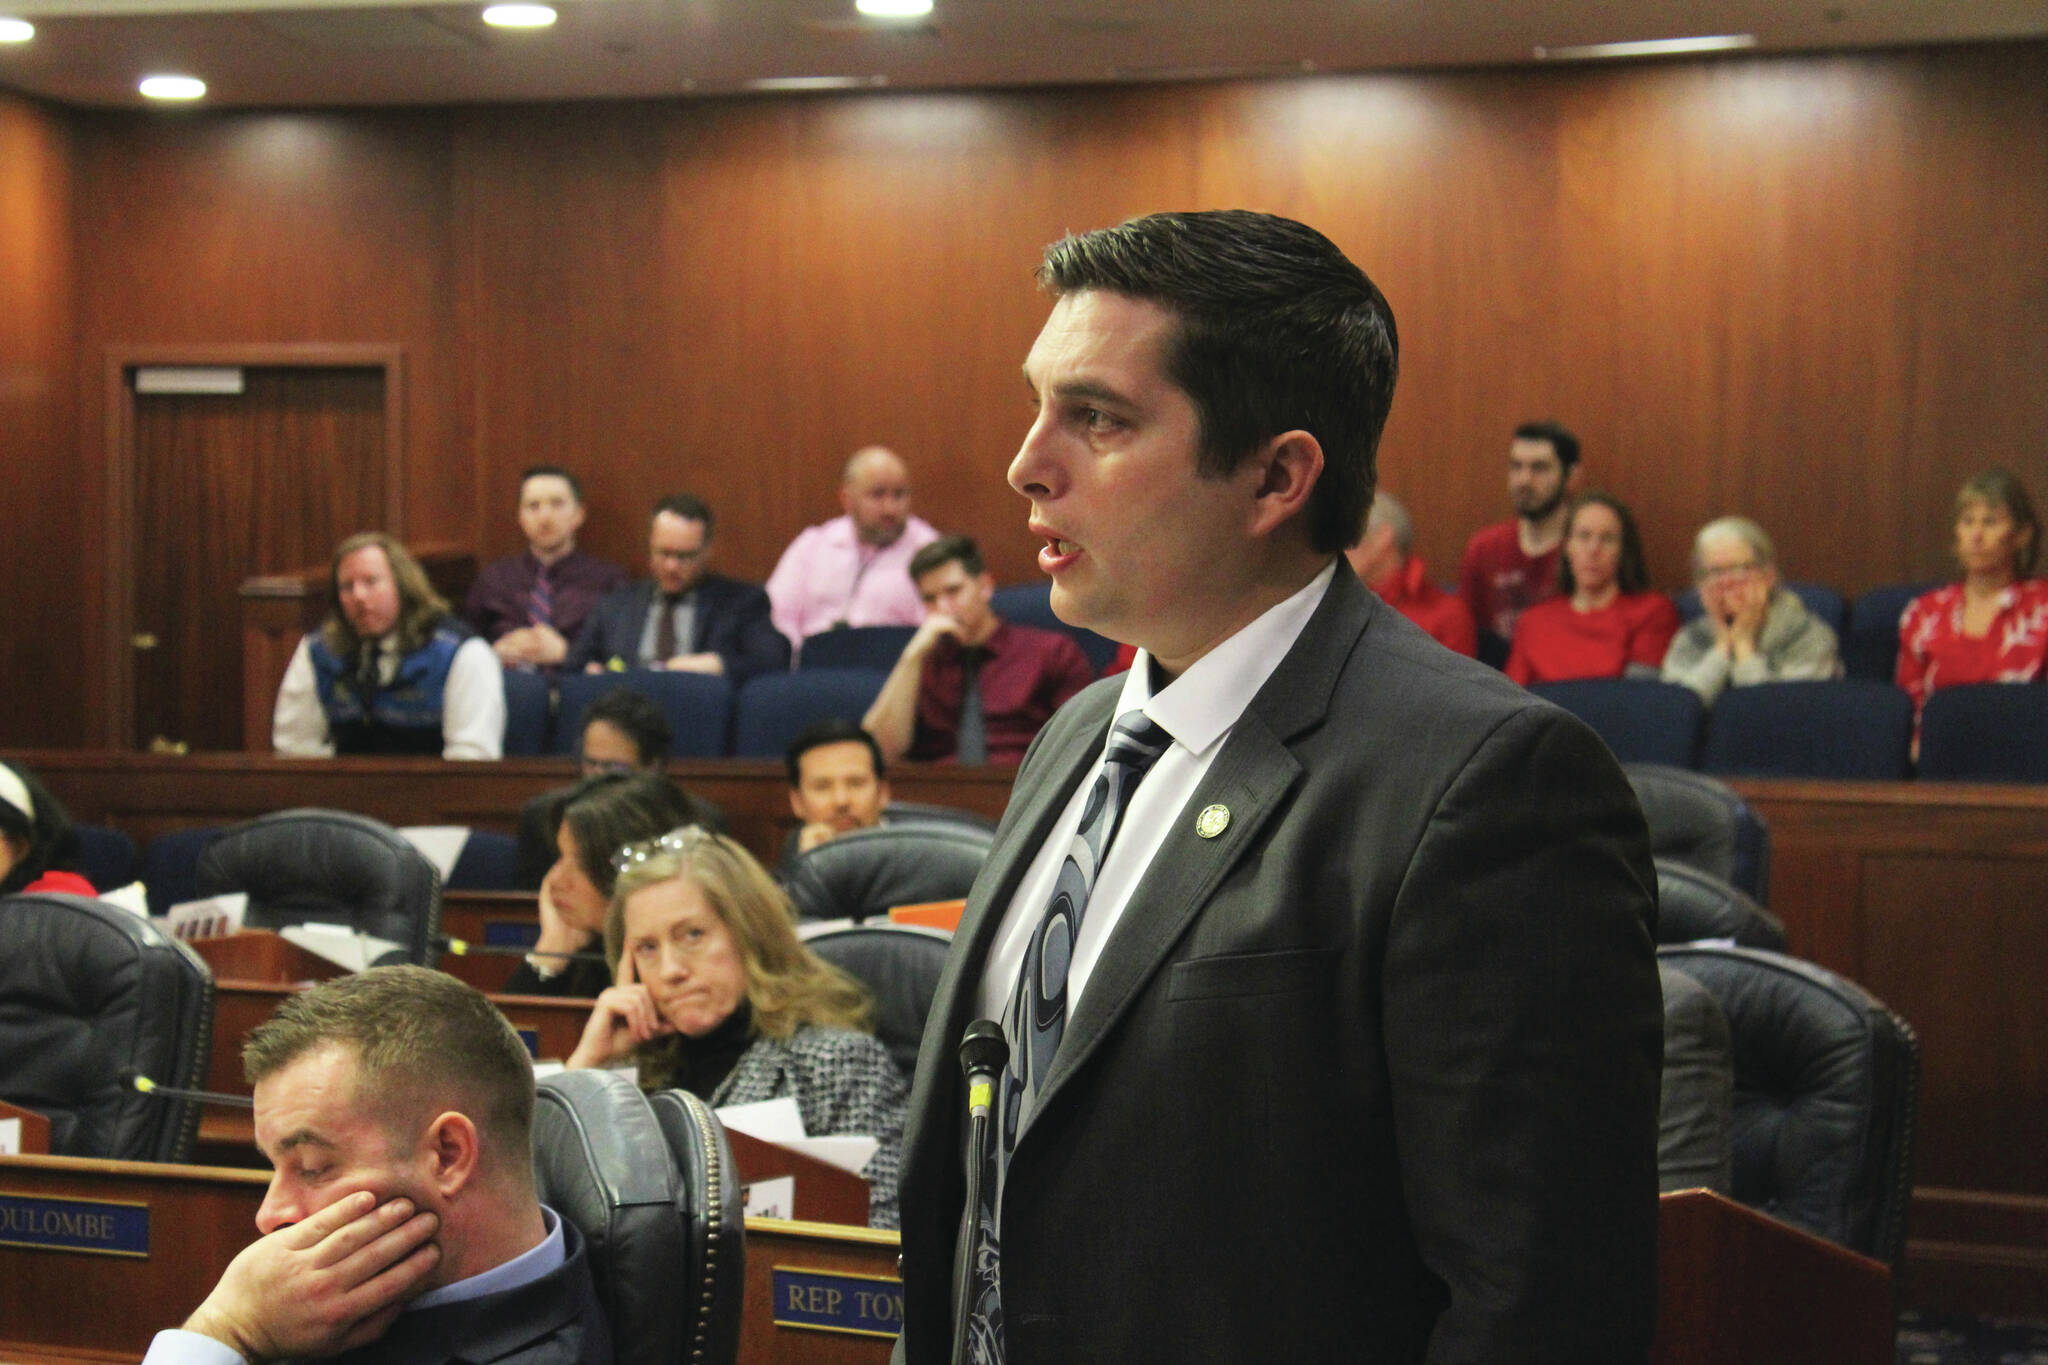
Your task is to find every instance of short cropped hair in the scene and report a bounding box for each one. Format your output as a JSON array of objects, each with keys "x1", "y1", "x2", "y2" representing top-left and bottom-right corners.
[
  {"x1": 1956, "y1": 468, "x2": 2041, "y2": 577},
  {"x1": 784, "y1": 718, "x2": 886, "y2": 788},
  {"x1": 652, "y1": 493, "x2": 715, "y2": 538},
  {"x1": 1514, "y1": 421, "x2": 1581, "y2": 473},
  {"x1": 1691, "y1": 516, "x2": 1779, "y2": 579},
  {"x1": 320, "y1": 532, "x2": 451, "y2": 659},
  {"x1": 519, "y1": 465, "x2": 583, "y2": 503},
  {"x1": 1558, "y1": 492, "x2": 1651, "y2": 597},
  {"x1": 910, "y1": 535, "x2": 984, "y2": 581},
  {"x1": 243, "y1": 966, "x2": 535, "y2": 1178},
  {"x1": 580, "y1": 688, "x2": 672, "y2": 768},
  {"x1": 1037, "y1": 209, "x2": 1399, "y2": 555}
]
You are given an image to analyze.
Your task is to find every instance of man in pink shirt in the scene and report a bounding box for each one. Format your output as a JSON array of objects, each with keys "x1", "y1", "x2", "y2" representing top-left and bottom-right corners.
[{"x1": 767, "y1": 446, "x2": 941, "y2": 655}]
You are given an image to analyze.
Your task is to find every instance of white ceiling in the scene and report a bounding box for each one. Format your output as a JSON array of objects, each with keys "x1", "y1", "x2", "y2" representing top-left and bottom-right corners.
[{"x1": 1, "y1": 0, "x2": 2045, "y2": 109}]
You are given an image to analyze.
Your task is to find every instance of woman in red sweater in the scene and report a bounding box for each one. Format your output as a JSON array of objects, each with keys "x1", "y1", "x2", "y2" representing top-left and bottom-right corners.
[
  {"x1": 1896, "y1": 468, "x2": 2047, "y2": 725},
  {"x1": 1506, "y1": 493, "x2": 1680, "y2": 685}
]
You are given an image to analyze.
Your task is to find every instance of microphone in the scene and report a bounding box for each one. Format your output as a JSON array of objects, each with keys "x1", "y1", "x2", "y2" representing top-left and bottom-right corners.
[
  {"x1": 952, "y1": 1021, "x2": 1009, "y2": 1365},
  {"x1": 121, "y1": 1069, "x2": 255, "y2": 1110},
  {"x1": 958, "y1": 1019, "x2": 1008, "y2": 1120},
  {"x1": 433, "y1": 935, "x2": 607, "y2": 962}
]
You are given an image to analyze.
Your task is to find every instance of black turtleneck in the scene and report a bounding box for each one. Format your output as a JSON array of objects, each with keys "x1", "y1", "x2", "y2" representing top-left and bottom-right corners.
[{"x1": 666, "y1": 999, "x2": 755, "y2": 1102}]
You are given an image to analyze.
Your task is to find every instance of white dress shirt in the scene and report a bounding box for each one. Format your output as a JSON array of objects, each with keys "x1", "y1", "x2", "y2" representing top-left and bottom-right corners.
[
  {"x1": 974, "y1": 561, "x2": 1334, "y2": 1029},
  {"x1": 140, "y1": 1207, "x2": 565, "y2": 1365},
  {"x1": 272, "y1": 632, "x2": 506, "y2": 760}
]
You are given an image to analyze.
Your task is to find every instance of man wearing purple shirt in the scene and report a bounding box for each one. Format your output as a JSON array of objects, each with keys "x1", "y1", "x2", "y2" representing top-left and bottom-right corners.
[
  {"x1": 767, "y1": 446, "x2": 941, "y2": 655},
  {"x1": 464, "y1": 467, "x2": 627, "y2": 670}
]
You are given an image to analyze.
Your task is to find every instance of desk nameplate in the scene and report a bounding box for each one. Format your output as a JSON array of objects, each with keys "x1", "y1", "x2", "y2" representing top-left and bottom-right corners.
[
  {"x1": 0, "y1": 1190, "x2": 151, "y2": 1258},
  {"x1": 771, "y1": 1264, "x2": 904, "y2": 1339}
]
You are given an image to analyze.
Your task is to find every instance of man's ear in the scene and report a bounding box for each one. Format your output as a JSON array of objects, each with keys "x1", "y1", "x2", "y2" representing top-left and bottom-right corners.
[
  {"x1": 789, "y1": 786, "x2": 809, "y2": 822},
  {"x1": 1246, "y1": 430, "x2": 1324, "y2": 540},
  {"x1": 420, "y1": 1111, "x2": 482, "y2": 1199},
  {"x1": 874, "y1": 778, "x2": 893, "y2": 813}
]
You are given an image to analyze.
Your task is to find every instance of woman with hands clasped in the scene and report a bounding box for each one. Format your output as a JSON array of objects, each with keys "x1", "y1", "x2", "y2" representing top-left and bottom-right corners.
[
  {"x1": 563, "y1": 826, "x2": 906, "y2": 1228},
  {"x1": 1661, "y1": 516, "x2": 1841, "y2": 705}
]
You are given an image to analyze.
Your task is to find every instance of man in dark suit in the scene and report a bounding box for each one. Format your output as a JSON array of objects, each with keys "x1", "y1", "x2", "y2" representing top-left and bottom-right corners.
[
  {"x1": 894, "y1": 210, "x2": 1663, "y2": 1364},
  {"x1": 143, "y1": 967, "x2": 610, "y2": 1365},
  {"x1": 564, "y1": 493, "x2": 789, "y2": 682}
]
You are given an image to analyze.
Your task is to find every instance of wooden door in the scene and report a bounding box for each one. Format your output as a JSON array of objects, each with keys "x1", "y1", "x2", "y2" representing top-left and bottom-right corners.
[{"x1": 129, "y1": 366, "x2": 388, "y2": 752}]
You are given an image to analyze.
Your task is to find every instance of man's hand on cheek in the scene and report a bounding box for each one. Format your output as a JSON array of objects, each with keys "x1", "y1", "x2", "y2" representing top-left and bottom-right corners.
[{"x1": 184, "y1": 1190, "x2": 440, "y2": 1364}]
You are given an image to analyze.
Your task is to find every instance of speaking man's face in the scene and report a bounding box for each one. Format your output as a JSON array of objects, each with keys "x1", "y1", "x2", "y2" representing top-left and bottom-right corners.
[{"x1": 1010, "y1": 290, "x2": 1249, "y2": 667}]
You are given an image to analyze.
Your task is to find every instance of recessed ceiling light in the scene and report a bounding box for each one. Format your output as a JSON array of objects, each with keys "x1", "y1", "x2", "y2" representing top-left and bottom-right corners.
[
  {"x1": 139, "y1": 75, "x2": 208, "y2": 100},
  {"x1": 1534, "y1": 34, "x2": 1757, "y2": 61},
  {"x1": 0, "y1": 17, "x2": 34, "y2": 43},
  {"x1": 483, "y1": 4, "x2": 557, "y2": 27},
  {"x1": 856, "y1": 0, "x2": 934, "y2": 16},
  {"x1": 745, "y1": 75, "x2": 888, "y2": 92}
]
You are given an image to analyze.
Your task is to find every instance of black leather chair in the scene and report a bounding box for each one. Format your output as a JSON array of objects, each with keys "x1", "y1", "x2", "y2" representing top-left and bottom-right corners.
[
  {"x1": 646, "y1": 1087, "x2": 746, "y2": 1365},
  {"x1": 804, "y1": 923, "x2": 954, "y2": 1080},
  {"x1": 72, "y1": 823, "x2": 139, "y2": 892},
  {"x1": 446, "y1": 829, "x2": 522, "y2": 891},
  {"x1": 881, "y1": 801, "x2": 999, "y2": 835},
  {"x1": 1656, "y1": 963, "x2": 1733, "y2": 1195},
  {"x1": 194, "y1": 809, "x2": 442, "y2": 965},
  {"x1": 781, "y1": 824, "x2": 993, "y2": 923},
  {"x1": 533, "y1": 1069, "x2": 695, "y2": 1365},
  {"x1": 0, "y1": 892, "x2": 214, "y2": 1160},
  {"x1": 1623, "y1": 763, "x2": 1771, "y2": 903},
  {"x1": 1653, "y1": 859, "x2": 1786, "y2": 950},
  {"x1": 1657, "y1": 944, "x2": 1920, "y2": 1269}
]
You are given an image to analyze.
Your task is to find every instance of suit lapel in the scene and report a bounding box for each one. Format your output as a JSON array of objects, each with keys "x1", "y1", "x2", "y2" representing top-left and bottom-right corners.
[{"x1": 1028, "y1": 569, "x2": 1375, "y2": 1122}]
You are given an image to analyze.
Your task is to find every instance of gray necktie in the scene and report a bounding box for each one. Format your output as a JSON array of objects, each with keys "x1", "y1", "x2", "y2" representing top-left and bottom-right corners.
[
  {"x1": 961, "y1": 710, "x2": 1171, "y2": 1364},
  {"x1": 956, "y1": 648, "x2": 988, "y2": 765}
]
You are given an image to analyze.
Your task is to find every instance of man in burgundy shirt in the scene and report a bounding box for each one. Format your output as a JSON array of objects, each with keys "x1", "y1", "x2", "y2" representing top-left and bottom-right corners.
[
  {"x1": 863, "y1": 536, "x2": 1095, "y2": 765},
  {"x1": 1346, "y1": 491, "x2": 1477, "y2": 657},
  {"x1": 463, "y1": 467, "x2": 627, "y2": 670},
  {"x1": 1457, "y1": 422, "x2": 1580, "y2": 654}
]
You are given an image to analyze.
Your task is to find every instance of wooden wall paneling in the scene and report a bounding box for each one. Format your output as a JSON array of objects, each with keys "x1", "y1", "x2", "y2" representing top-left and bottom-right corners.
[
  {"x1": 70, "y1": 109, "x2": 459, "y2": 744},
  {"x1": 0, "y1": 93, "x2": 80, "y2": 748}
]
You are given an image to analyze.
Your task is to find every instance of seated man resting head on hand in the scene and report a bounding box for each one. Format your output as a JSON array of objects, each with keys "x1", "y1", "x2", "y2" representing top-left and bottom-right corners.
[{"x1": 145, "y1": 966, "x2": 610, "y2": 1365}]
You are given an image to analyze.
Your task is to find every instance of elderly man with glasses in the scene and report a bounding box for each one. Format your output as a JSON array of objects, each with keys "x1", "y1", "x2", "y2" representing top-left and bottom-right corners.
[{"x1": 1661, "y1": 515, "x2": 1842, "y2": 704}]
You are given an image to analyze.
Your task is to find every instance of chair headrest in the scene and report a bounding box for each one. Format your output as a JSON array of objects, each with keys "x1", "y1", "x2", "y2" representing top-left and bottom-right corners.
[
  {"x1": 0, "y1": 892, "x2": 214, "y2": 1161},
  {"x1": 783, "y1": 824, "x2": 993, "y2": 923},
  {"x1": 1653, "y1": 859, "x2": 1785, "y2": 950},
  {"x1": 645, "y1": 1088, "x2": 746, "y2": 1365},
  {"x1": 534, "y1": 1069, "x2": 692, "y2": 1365},
  {"x1": 804, "y1": 924, "x2": 954, "y2": 1080},
  {"x1": 195, "y1": 808, "x2": 441, "y2": 963}
]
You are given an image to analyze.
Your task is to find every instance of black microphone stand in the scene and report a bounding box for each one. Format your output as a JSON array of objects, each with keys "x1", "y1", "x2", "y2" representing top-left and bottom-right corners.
[{"x1": 951, "y1": 1021, "x2": 1008, "y2": 1365}]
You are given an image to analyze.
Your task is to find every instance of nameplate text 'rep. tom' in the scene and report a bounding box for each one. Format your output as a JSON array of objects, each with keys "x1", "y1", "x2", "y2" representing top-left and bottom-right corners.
[
  {"x1": 772, "y1": 1266, "x2": 903, "y2": 1338},
  {"x1": 0, "y1": 1192, "x2": 150, "y2": 1257}
]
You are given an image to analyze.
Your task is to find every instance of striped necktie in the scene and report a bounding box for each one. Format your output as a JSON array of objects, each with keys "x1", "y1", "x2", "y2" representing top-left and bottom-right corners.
[{"x1": 961, "y1": 709, "x2": 1172, "y2": 1365}]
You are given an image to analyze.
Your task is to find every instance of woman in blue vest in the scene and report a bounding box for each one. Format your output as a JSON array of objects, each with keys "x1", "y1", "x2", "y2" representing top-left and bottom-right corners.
[{"x1": 273, "y1": 532, "x2": 506, "y2": 758}]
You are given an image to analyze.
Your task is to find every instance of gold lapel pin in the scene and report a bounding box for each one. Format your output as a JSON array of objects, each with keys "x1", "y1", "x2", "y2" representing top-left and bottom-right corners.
[{"x1": 1195, "y1": 804, "x2": 1230, "y2": 839}]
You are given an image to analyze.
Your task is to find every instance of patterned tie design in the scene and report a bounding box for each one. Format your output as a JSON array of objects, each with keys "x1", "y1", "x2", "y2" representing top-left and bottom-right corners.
[
  {"x1": 963, "y1": 710, "x2": 1172, "y2": 1365},
  {"x1": 526, "y1": 564, "x2": 554, "y2": 629}
]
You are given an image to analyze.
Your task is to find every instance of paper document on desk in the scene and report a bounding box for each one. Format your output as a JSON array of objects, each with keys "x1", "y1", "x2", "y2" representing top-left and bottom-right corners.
[
  {"x1": 280, "y1": 923, "x2": 407, "y2": 973},
  {"x1": 716, "y1": 1095, "x2": 881, "y2": 1175},
  {"x1": 163, "y1": 892, "x2": 247, "y2": 940},
  {"x1": 400, "y1": 826, "x2": 469, "y2": 882}
]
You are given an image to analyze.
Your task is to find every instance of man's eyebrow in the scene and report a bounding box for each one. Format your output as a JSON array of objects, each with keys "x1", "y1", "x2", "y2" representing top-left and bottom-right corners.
[
  {"x1": 1024, "y1": 374, "x2": 1137, "y2": 409},
  {"x1": 263, "y1": 1130, "x2": 335, "y2": 1157}
]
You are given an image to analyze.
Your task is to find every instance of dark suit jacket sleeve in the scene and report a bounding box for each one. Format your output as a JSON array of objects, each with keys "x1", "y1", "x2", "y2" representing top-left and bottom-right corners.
[
  {"x1": 563, "y1": 584, "x2": 638, "y2": 671},
  {"x1": 1382, "y1": 704, "x2": 1663, "y2": 1363},
  {"x1": 700, "y1": 579, "x2": 790, "y2": 684}
]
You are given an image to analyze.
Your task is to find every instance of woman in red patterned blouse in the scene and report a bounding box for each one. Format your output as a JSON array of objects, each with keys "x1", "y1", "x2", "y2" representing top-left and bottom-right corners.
[
  {"x1": 1506, "y1": 492, "x2": 1680, "y2": 685},
  {"x1": 1896, "y1": 469, "x2": 2048, "y2": 725}
]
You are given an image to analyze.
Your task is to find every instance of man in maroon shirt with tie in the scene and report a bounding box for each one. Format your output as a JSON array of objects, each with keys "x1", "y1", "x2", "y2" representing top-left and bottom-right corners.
[
  {"x1": 863, "y1": 536, "x2": 1095, "y2": 765},
  {"x1": 464, "y1": 467, "x2": 627, "y2": 670}
]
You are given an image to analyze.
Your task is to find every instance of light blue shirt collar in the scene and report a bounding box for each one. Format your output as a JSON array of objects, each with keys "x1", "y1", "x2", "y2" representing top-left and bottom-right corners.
[{"x1": 406, "y1": 1203, "x2": 565, "y2": 1312}]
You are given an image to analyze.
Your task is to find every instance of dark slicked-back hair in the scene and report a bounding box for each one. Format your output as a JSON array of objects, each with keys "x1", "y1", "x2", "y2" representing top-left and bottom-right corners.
[
  {"x1": 1037, "y1": 209, "x2": 1399, "y2": 555},
  {"x1": 1513, "y1": 421, "x2": 1581, "y2": 472},
  {"x1": 243, "y1": 966, "x2": 536, "y2": 1186},
  {"x1": 549, "y1": 773, "x2": 710, "y2": 899},
  {"x1": 520, "y1": 465, "x2": 584, "y2": 503},
  {"x1": 909, "y1": 534, "x2": 985, "y2": 581},
  {"x1": 581, "y1": 687, "x2": 673, "y2": 769},
  {"x1": 1558, "y1": 492, "x2": 1652, "y2": 597},
  {"x1": 653, "y1": 493, "x2": 715, "y2": 538},
  {"x1": 784, "y1": 718, "x2": 887, "y2": 788}
]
